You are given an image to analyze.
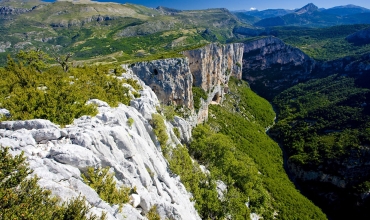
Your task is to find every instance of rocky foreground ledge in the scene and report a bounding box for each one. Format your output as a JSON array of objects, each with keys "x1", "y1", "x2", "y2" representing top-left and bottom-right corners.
[{"x1": 0, "y1": 77, "x2": 199, "y2": 220}]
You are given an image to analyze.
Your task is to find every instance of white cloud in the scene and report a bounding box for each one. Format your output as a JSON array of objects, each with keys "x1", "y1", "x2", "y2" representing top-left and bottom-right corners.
[{"x1": 250, "y1": 7, "x2": 257, "y2": 11}]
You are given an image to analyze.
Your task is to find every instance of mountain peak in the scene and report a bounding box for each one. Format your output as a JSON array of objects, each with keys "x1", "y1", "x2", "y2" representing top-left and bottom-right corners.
[{"x1": 295, "y1": 3, "x2": 318, "y2": 15}]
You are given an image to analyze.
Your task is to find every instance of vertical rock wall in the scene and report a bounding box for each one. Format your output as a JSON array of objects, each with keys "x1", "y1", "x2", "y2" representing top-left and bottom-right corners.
[
  {"x1": 183, "y1": 43, "x2": 244, "y2": 123},
  {"x1": 130, "y1": 58, "x2": 194, "y2": 110},
  {"x1": 183, "y1": 43, "x2": 244, "y2": 93},
  {"x1": 130, "y1": 43, "x2": 244, "y2": 124}
]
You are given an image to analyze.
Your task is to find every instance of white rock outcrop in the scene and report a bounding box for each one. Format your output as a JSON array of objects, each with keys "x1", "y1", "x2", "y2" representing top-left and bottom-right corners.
[{"x1": 0, "y1": 78, "x2": 199, "y2": 220}]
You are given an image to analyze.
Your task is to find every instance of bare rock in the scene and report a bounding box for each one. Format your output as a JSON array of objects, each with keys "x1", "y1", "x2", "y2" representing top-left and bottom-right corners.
[
  {"x1": 0, "y1": 119, "x2": 59, "y2": 131},
  {"x1": 49, "y1": 144, "x2": 100, "y2": 170}
]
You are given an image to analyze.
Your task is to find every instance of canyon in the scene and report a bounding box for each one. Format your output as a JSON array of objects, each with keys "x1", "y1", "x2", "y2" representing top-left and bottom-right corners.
[{"x1": 1, "y1": 34, "x2": 370, "y2": 219}]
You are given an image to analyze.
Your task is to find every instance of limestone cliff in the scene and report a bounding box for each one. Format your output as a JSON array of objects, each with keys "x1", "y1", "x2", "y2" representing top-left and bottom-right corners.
[
  {"x1": 0, "y1": 76, "x2": 200, "y2": 220},
  {"x1": 183, "y1": 43, "x2": 244, "y2": 122},
  {"x1": 130, "y1": 58, "x2": 193, "y2": 110},
  {"x1": 132, "y1": 43, "x2": 243, "y2": 124},
  {"x1": 241, "y1": 36, "x2": 316, "y2": 99}
]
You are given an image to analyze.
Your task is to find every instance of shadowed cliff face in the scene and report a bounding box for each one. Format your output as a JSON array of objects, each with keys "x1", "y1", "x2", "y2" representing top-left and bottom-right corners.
[
  {"x1": 241, "y1": 37, "x2": 316, "y2": 99},
  {"x1": 241, "y1": 36, "x2": 370, "y2": 100},
  {"x1": 346, "y1": 27, "x2": 370, "y2": 45}
]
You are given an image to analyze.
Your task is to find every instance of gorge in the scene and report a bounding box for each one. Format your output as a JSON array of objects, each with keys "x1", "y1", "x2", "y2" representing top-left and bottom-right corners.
[{"x1": 1, "y1": 1, "x2": 370, "y2": 219}]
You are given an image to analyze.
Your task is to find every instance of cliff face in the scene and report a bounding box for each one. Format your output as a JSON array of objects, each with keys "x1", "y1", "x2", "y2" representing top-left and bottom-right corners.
[
  {"x1": 183, "y1": 43, "x2": 243, "y2": 122},
  {"x1": 130, "y1": 58, "x2": 193, "y2": 110},
  {"x1": 242, "y1": 37, "x2": 316, "y2": 99},
  {"x1": 0, "y1": 6, "x2": 33, "y2": 15},
  {"x1": 183, "y1": 43, "x2": 243, "y2": 92},
  {"x1": 0, "y1": 76, "x2": 200, "y2": 220},
  {"x1": 132, "y1": 43, "x2": 243, "y2": 124},
  {"x1": 319, "y1": 53, "x2": 370, "y2": 76}
]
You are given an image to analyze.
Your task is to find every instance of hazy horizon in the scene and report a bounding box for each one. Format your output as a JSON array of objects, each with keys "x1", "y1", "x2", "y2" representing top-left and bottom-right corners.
[{"x1": 42, "y1": 0, "x2": 370, "y2": 11}]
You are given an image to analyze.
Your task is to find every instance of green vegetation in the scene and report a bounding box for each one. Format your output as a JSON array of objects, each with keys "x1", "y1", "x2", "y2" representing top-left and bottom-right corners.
[
  {"x1": 82, "y1": 167, "x2": 133, "y2": 210},
  {"x1": 158, "y1": 104, "x2": 177, "y2": 121},
  {"x1": 145, "y1": 205, "x2": 160, "y2": 220},
  {"x1": 192, "y1": 87, "x2": 208, "y2": 112},
  {"x1": 0, "y1": 147, "x2": 106, "y2": 220},
  {"x1": 168, "y1": 145, "x2": 240, "y2": 219},
  {"x1": 151, "y1": 114, "x2": 169, "y2": 146},
  {"x1": 127, "y1": 118, "x2": 135, "y2": 128},
  {"x1": 0, "y1": 50, "x2": 141, "y2": 126},
  {"x1": 0, "y1": 1, "x2": 244, "y2": 65},
  {"x1": 271, "y1": 24, "x2": 370, "y2": 60},
  {"x1": 191, "y1": 77, "x2": 326, "y2": 219},
  {"x1": 272, "y1": 74, "x2": 370, "y2": 167},
  {"x1": 173, "y1": 127, "x2": 181, "y2": 139},
  {"x1": 271, "y1": 74, "x2": 370, "y2": 218},
  {"x1": 167, "y1": 77, "x2": 326, "y2": 219}
]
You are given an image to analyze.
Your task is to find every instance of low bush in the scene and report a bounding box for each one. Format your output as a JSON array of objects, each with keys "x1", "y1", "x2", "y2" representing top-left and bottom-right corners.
[
  {"x1": 150, "y1": 113, "x2": 169, "y2": 146},
  {"x1": 0, "y1": 50, "x2": 141, "y2": 126},
  {"x1": 173, "y1": 127, "x2": 181, "y2": 139},
  {"x1": 0, "y1": 147, "x2": 106, "y2": 220},
  {"x1": 192, "y1": 87, "x2": 208, "y2": 112},
  {"x1": 82, "y1": 167, "x2": 132, "y2": 210}
]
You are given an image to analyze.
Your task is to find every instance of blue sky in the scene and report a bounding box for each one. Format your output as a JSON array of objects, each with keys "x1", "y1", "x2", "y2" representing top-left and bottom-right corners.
[{"x1": 44, "y1": 0, "x2": 370, "y2": 11}]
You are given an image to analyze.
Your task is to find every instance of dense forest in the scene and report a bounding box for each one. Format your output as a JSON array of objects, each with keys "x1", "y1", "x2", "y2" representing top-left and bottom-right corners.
[
  {"x1": 270, "y1": 74, "x2": 370, "y2": 218},
  {"x1": 186, "y1": 77, "x2": 327, "y2": 219}
]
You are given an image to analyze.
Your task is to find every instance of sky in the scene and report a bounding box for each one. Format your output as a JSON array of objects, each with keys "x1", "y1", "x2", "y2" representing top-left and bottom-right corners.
[{"x1": 44, "y1": 0, "x2": 370, "y2": 11}]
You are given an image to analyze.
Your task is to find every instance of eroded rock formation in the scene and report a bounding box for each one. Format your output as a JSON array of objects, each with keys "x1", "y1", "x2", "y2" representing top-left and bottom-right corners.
[
  {"x1": 0, "y1": 76, "x2": 200, "y2": 220},
  {"x1": 130, "y1": 59, "x2": 193, "y2": 109}
]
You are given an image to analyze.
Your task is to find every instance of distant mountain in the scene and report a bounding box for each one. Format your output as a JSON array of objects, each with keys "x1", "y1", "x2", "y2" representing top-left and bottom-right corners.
[
  {"x1": 254, "y1": 3, "x2": 370, "y2": 27},
  {"x1": 232, "y1": 12, "x2": 260, "y2": 25},
  {"x1": 322, "y1": 4, "x2": 370, "y2": 16},
  {"x1": 156, "y1": 6, "x2": 182, "y2": 15},
  {"x1": 294, "y1": 3, "x2": 318, "y2": 15},
  {"x1": 242, "y1": 9, "x2": 293, "y2": 19}
]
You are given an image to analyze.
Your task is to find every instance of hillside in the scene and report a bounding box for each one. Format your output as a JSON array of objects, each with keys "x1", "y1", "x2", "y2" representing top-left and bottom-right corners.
[
  {"x1": 239, "y1": 35, "x2": 370, "y2": 219},
  {"x1": 0, "y1": 0, "x2": 243, "y2": 65},
  {"x1": 270, "y1": 24, "x2": 370, "y2": 61}
]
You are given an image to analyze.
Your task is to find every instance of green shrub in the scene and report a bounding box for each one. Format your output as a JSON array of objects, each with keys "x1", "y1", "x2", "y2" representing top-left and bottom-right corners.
[
  {"x1": 127, "y1": 118, "x2": 134, "y2": 128},
  {"x1": 173, "y1": 127, "x2": 181, "y2": 139},
  {"x1": 168, "y1": 145, "x2": 223, "y2": 219},
  {"x1": 0, "y1": 147, "x2": 106, "y2": 220},
  {"x1": 82, "y1": 167, "x2": 132, "y2": 209},
  {"x1": 192, "y1": 87, "x2": 208, "y2": 112},
  {"x1": 0, "y1": 50, "x2": 141, "y2": 126},
  {"x1": 162, "y1": 105, "x2": 176, "y2": 121},
  {"x1": 145, "y1": 205, "x2": 160, "y2": 220},
  {"x1": 150, "y1": 113, "x2": 169, "y2": 146}
]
